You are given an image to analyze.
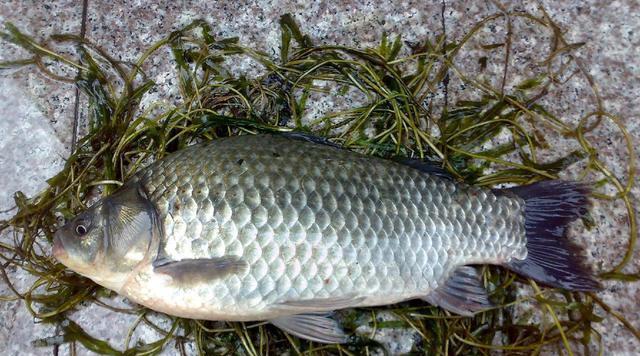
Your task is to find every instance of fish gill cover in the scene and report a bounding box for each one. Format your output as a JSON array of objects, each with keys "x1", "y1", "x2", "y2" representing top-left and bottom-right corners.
[{"x1": 0, "y1": 5, "x2": 637, "y2": 356}]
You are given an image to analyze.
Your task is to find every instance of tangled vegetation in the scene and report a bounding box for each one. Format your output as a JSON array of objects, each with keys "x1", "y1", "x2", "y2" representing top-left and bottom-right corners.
[{"x1": 0, "y1": 5, "x2": 637, "y2": 356}]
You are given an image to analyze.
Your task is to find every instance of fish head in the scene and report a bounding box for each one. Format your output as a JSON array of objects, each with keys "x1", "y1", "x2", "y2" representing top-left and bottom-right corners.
[
  {"x1": 53, "y1": 202, "x2": 104, "y2": 273},
  {"x1": 53, "y1": 182, "x2": 159, "y2": 291}
]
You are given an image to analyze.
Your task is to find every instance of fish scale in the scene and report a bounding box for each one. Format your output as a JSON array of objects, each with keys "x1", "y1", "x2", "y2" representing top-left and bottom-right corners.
[{"x1": 123, "y1": 134, "x2": 526, "y2": 318}]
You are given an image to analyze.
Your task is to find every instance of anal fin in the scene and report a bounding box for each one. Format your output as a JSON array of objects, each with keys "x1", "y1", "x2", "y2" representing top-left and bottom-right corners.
[
  {"x1": 270, "y1": 313, "x2": 347, "y2": 344},
  {"x1": 422, "y1": 266, "x2": 492, "y2": 316}
]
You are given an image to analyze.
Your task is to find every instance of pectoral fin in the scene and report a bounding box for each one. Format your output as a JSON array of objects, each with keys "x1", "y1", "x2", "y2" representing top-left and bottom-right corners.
[
  {"x1": 270, "y1": 313, "x2": 348, "y2": 344},
  {"x1": 153, "y1": 256, "x2": 248, "y2": 284},
  {"x1": 422, "y1": 266, "x2": 492, "y2": 316}
]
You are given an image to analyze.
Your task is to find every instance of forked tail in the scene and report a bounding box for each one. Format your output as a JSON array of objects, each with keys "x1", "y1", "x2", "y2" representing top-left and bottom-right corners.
[{"x1": 501, "y1": 180, "x2": 600, "y2": 291}]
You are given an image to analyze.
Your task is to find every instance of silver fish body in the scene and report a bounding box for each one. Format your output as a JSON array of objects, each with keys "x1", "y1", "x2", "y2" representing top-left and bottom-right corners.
[
  {"x1": 54, "y1": 133, "x2": 597, "y2": 343},
  {"x1": 125, "y1": 135, "x2": 525, "y2": 317}
]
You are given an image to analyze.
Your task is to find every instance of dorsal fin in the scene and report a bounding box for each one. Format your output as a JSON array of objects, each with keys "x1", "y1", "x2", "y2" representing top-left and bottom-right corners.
[
  {"x1": 279, "y1": 131, "x2": 341, "y2": 148},
  {"x1": 395, "y1": 158, "x2": 454, "y2": 181},
  {"x1": 279, "y1": 132, "x2": 454, "y2": 180}
]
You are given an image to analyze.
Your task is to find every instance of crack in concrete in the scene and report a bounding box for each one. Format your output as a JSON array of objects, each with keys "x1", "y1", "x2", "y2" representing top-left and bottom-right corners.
[
  {"x1": 71, "y1": 0, "x2": 89, "y2": 153},
  {"x1": 441, "y1": 0, "x2": 449, "y2": 111}
]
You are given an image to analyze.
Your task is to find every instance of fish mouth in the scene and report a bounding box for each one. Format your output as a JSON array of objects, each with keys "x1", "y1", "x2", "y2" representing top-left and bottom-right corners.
[{"x1": 52, "y1": 234, "x2": 68, "y2": 262}]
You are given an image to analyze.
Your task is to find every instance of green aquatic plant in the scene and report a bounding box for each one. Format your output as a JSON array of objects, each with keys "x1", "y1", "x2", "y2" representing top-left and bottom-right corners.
[{"x1": 0, "y1": 5, "x2": 637, "y2": 356}]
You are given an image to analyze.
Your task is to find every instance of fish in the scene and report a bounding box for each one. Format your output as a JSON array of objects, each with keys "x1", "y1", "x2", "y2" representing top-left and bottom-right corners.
[{"x1": 53, "y1": 133, "x2": 599, "y2": 344}]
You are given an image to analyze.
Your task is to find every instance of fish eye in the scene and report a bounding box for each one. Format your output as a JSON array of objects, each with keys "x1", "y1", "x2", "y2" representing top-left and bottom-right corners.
[{"x1": 75, "y1": 223, "x2": 88, "y2": 236}]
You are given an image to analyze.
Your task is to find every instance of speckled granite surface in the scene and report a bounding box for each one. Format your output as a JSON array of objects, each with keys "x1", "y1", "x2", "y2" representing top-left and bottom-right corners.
[{"x1": 1, "y1": 1, "x2": 638, "y2": 355}]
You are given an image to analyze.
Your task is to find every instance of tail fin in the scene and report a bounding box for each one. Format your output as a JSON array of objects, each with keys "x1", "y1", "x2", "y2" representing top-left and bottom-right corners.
[{"x1": 501, "y1": 180, "x2": 600, "y2": 291}]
